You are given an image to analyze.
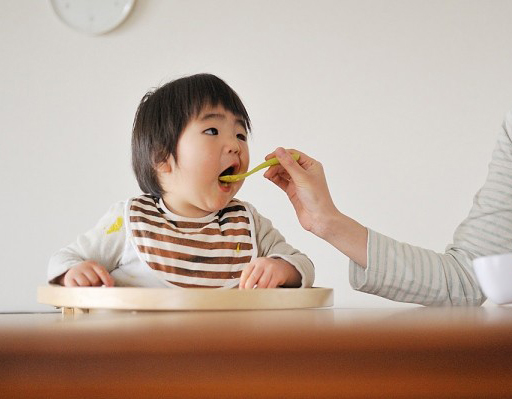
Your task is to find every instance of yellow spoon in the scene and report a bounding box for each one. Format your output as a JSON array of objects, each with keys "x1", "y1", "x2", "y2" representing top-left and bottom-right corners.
[{"x1": 219, "y1": 152, "x2": 300, "y2": 183}]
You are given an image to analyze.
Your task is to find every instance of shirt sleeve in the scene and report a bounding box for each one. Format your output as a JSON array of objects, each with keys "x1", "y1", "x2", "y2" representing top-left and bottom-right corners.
[
  {"x1": 350, "y1": 111, "x2": 512, "y2": 306},
  {"x1": 245, "y1": 202, "x2": 315, "y2": 288},
  {"x1": 47, "y1": 201, "x2": 127, "y2": 284}
]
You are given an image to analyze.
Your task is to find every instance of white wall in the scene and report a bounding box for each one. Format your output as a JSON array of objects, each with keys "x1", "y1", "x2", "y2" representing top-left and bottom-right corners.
[{"x1": 1, "y1": 0, "x2": 512, "y2": 312}]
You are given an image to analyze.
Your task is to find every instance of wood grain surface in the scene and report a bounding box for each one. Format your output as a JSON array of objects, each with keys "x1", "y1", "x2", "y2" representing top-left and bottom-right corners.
[{"x1": 2, "y1": 307, "x2": 512, "y2": 398}]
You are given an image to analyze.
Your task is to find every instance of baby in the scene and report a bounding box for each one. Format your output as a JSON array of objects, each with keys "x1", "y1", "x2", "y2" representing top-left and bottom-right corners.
[{"x1": 47, "y1": 74, "x2": 314, "y2": 289}]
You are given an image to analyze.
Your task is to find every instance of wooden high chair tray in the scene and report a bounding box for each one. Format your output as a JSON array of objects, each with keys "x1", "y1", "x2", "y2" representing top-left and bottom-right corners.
[{"x1": 37, "y1": 285, "x2": 333, "y2": 311}]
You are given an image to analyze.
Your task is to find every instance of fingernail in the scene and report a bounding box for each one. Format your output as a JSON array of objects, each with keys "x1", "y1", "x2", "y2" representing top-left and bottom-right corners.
[{"x1": 276, "y1": 147, "x2": 287, "y2": 157}]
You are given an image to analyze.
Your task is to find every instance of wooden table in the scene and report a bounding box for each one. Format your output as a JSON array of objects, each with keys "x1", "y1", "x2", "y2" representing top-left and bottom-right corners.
[{"x1": 2, "y1": 307, "x2": 512, "y2": 398}]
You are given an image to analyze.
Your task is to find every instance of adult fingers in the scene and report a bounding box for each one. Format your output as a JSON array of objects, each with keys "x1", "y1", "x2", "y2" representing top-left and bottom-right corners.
[
  {"x1": 263, "y1": 164, "x2": 291, "y2": 181},
  {"x1": 273, "y1": 147, "x2": 308, "y2": 182},
  {"x1": 264, "y1": 150, "x2": 277, "y2": 161},
  {"x1": 264, "y1": 171, "x2": 290, "y2": 193}
]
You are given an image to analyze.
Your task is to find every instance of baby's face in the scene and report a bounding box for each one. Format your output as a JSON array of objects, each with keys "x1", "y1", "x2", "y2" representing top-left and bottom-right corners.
[{"x1": 159, "y1": 105, "x2": 249, "y2": 217}]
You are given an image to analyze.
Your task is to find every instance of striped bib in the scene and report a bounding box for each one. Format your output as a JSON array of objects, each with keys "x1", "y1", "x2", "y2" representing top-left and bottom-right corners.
[{"x1": 128, "y1": 195, "x2": 256, "y2": 288}]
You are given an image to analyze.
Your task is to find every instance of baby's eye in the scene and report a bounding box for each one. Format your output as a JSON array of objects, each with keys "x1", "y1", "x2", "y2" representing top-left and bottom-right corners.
[
  {"x1": 204, "y1": 128, "x2": 218, "y2": 135},
  {"x1": 237, "y1": 133, "x2": 247, "y2": 142}
]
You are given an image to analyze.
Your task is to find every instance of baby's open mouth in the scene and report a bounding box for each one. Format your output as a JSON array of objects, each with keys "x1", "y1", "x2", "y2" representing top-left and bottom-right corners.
[
  {"x1": 219, "y1": 166, "x2": 235, "y2": 178},
  {"x1": 219, "y1": 165, "x2": 237, "y2": 186}
]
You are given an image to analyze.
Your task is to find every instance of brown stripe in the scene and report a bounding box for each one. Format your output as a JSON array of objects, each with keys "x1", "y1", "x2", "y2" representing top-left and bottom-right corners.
[
  {"x1": 131, "y1": 214, "x2": 218, "y2": 234},
  {"x1": 132, "y1": 196, "x2": 157, "y2": 208},
  {"x1": 220, "y1": 204, "x2": 246, "y2": 212},
  {"x1": 170, "y1": 281, "x2": 224, "y2": 289},
  {"x1": 219, "y1": 216, "x2": 250, "y2": 225},
  {"x1": 139, "y1": 245, "x2": 252, "y2": 264},
  {"x1": 147, "y1": 261, "x2": 243, "y2": 279},
  {"x1": 222, "y1": 228, "x2": 252, "y2": 237},
  {"x1": 130, "y1": 204, "x2": 163, "y2": 219},
  {"x1": 133, "y1": 198, "x2": 246, "y2": 221},
  {"x1": 218, "y1": 204, "x2": 246, "y2": 217},
  {"x1": 132, "y1": 230, "x2": 253, "y2": 251},
  {"x1": 131, "y1": 205, "x2": 224, "y2": 229},
  {"x1": 132, "y1": 201, "x2": 250, "y2": 228},
  {"x1": 130, "y1": 215, "x2": 251, "y2": 237},
  {"x1": 173, "y1": 220, "x2": 220, "y2": 229}
]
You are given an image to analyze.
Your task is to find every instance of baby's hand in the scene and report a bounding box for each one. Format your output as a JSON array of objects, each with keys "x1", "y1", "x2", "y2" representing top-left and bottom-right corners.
[
  {"x1": 57, "y1": 261, "x2": 115, "y2": 287},
  {"x1": 238, "y1": 257, "x2": 301, "y2": 289}
]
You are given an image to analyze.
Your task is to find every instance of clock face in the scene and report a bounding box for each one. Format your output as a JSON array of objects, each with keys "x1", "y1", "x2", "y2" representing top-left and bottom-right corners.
[{"x1": 50, "y1": 0, "x2": 136, "y2": 35}]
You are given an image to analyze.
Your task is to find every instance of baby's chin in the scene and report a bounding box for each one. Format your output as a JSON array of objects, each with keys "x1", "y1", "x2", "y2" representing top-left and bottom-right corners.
[
  {"x1": 207, "y1": 193, "x2": 240, "y2": 212},
  {"x1": 217, "y1": 196, "x2": 237, "y2": 209}
]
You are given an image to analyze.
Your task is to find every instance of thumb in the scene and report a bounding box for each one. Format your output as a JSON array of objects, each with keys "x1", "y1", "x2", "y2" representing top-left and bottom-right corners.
[{"x1": 274, "y1": 147, "x2": 306, "y2": 181}]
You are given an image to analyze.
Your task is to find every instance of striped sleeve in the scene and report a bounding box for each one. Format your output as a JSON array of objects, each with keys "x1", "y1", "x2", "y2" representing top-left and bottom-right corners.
[{"x1": 349, "y1": 111, "x2": 512, "y2": 306}]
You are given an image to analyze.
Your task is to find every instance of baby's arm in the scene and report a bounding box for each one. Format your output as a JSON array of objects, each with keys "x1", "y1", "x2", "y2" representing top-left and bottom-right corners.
[
  {"x1": 48, "y1": 201, "x2": 126, "y2": 287},
  {"x1": 239, "y1": 203, "x2": 315, "y2": 289}
]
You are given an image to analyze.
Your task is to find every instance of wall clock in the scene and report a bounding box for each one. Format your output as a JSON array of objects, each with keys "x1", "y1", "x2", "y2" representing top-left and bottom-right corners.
[{"x1": 50, "y1": 0, "x2": 136, "y2": 35}]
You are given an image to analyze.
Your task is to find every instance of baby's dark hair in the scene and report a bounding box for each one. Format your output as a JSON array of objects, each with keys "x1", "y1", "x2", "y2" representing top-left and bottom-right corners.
[{"x1": 131, "y1": 73, "x2": 251, "y2": 197}]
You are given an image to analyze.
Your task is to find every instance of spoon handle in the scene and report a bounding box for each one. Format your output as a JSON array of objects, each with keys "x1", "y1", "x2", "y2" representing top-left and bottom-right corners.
[
  {"x1": 219, "y1": 152, "x2": 299, "y2": 182},
  {"x1": 247, "y1": 152, "x2": 300, "y2": 175},
  {"x1": 247, "y1": 157, "x2": 280, "y2": 175}
]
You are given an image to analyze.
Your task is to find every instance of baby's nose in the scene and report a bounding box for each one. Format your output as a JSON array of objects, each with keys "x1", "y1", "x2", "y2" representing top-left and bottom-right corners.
[{"x1": 226, "y1": 136, "x2": 240, "y2": 153}]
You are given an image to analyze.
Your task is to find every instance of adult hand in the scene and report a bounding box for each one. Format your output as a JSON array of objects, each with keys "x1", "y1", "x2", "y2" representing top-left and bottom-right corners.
[
  {"x1": 264, "y1": 147, "x2": 339, "y2": 239},
  {"x1": 264, "y1": 147, "x2": 368, "y2": 267}
]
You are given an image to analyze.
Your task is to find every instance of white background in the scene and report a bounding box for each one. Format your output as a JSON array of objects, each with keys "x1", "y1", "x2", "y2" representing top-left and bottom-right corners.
[{"x1": 2, "y1": 0, "x2": 512, "y2": 311}]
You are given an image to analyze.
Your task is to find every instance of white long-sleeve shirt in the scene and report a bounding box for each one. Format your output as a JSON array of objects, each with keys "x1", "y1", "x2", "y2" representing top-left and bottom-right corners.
[
  {"x1": 48, "y1": 197, "x2": 314, "y2": 288},
  {"x1": 350, "y1": 111, "x2": 512, "y2": 306}
]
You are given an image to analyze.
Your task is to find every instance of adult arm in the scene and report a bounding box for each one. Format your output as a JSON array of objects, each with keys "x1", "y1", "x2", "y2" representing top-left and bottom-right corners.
[
  {"x1": 265, "y1": 112, "x2": 512, "y2": 305},
  {"x1": 263, "y1": 148, "x2": 368, "y2": 267},
  {"x1": 351, "y1": 113, "x2": 512, "y2": 305}
]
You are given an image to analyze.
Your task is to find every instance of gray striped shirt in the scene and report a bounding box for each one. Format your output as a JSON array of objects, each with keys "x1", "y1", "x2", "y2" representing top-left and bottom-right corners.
[{"x1": 350, "y1": 111, "x2": 512, "y2": 306}]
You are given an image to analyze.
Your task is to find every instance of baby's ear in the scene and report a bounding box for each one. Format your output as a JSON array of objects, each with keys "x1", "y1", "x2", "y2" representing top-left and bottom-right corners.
[{"x1": 155, "y1": 156, "x2": 173, "y2": 174}]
